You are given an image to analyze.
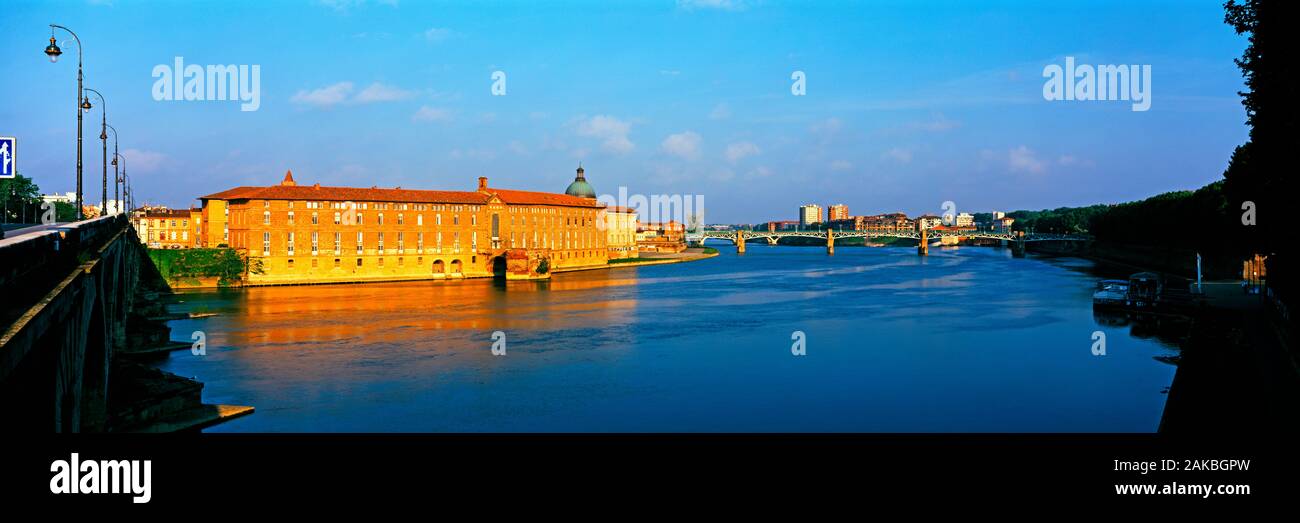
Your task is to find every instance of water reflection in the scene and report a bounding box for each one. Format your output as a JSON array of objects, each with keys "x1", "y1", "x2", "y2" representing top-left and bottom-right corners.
[{"x1": 159, "y1": 245, "x2": 1179, "y2": 432}]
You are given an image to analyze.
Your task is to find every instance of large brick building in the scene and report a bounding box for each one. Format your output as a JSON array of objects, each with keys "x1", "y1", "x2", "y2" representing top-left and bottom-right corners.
[{"x1": 198, "y1": 169, "x2": 608, "y2": 284}]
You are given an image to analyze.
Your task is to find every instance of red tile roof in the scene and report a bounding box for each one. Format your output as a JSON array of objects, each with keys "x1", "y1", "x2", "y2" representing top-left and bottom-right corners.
[{"x1": 200, "y1": 182, "x2": 602, "y2": 208}]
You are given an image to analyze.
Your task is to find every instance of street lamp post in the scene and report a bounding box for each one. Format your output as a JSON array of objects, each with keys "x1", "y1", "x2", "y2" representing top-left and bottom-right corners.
[
  {"x1": 107, "y1": 125, "x2": 119, "y2": 214},
  {"x1": 115, "y1": 153, "x2": 128, "y2": 214},
  {"x1": 45, "y1": 24, "x2": 86, "y2": 221},
  {"x1": 85, "y1": 88, "x2": 107, "y2": 216}
]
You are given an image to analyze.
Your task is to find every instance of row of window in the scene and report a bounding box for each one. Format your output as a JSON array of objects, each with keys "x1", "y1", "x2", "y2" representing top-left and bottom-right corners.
[{"x1": 256, "y1": 230, "x2": 603, "y2": 256}]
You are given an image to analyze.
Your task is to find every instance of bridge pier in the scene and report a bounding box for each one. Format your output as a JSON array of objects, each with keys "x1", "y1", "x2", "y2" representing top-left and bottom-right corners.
[
  {"x1": 736, "y1": 230, "x2": 746, "y2": 254},
  {"x1": 766, "y1": 237, "x2": 778, "y2": 246},
  {"x1": 826, "y1": 230, "x2": 834, "y2": 255},
  {"x1": 1011, "y1": 231, "x2": 1026, "y2": 258},
  {"x1": 917, "y1": 227, "x2": 929, "y2": 256}
]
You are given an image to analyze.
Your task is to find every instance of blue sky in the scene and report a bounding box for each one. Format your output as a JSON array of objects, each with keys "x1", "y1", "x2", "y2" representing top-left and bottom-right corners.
[{"x1": 2, "y1": 0, "x2": 1248, "y2": 223}]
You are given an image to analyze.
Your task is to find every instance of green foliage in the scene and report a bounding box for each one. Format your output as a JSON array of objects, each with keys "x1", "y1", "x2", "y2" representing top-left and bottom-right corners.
[
  {"x1": 0, "y1": 173, "x2": 43, "y2": 223},
  {"x1": 1008, "y1": 205, "x2": 1110, "y2": 235},
  {"x1": 55, "y1": 201, "x2": 78, "y2": 222},
  {"x1": 535, "y1": 258, "x2": 549, "y2": 274},
  {"x1": 148, "y1": 248, "x2": 253, "y2": 286},
  {"x1": 1006, "y1": 181, "x2": 1231, "y2": 253},
  {"x1": 702, "y1": 246, "x2": 719, "y2": 254}
]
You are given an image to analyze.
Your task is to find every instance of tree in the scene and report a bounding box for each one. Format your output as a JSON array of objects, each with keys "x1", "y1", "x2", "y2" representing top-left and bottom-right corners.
[
  {"x1": 1222, "y1": 0, "x2": 1297, "y2": 301},
  {"x1": 0, "y1": 173, "x2": 41, "y2": 223}
]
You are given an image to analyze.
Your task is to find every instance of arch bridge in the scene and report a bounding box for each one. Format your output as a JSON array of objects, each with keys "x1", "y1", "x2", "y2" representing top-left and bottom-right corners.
[{"x1": 689, "y1": 228, "x2": 1089, "y2": 256}]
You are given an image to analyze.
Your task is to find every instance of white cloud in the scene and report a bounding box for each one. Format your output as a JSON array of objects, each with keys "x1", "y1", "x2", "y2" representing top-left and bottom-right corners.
[
  {"x1": 423, "y1": 27, "x2": 455, "y2": 42},
  {"x1": 576, "y1": 115, "x2": 635, "y2": 154},
  {"x1": 123, "y1": 148, "x2": 166, "y2": 173},
  {"x1": 661, "y1": 131, "x2": 703, "y2": 161},
  {"x1": 709, "y1": 103, "x2": 732, "y2": 120},
  {"x1": 290, "y1": 82, "x2": 354, "y2": 108},
  {"x1": 724, "y1": 141, "x2": 760, "y2": 163},
  {"x1": 907, "y1": 113, "x2": 961, "y2": 133},
  {"x1": 1009, "y1": 145, "x2": 1046, "y2": 174},
  {"x1": 883, "y1": 147, "x2": 913, "y2": 164},
  {"x1": 810, "y1": 117, "x2": 843, "y2": 135},
  {"x1": 354, "y1": 82, "x2": 417, "y2": 103},
  {"x1": 830, "y1": 160, "x2": 853, "y2": 171},
  {"x1": 412, "y1": 106, "x2": 452, "y2": 122}
]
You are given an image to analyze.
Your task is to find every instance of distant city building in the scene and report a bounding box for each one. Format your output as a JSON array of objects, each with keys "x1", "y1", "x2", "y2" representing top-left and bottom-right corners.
[
  {"x1": 799, "y1": 204, "x2": 823, "y2": 226},
  {"x1": 956, "y1": 212, "x2": 975, "y2": 228},
  {"x1": 605, "y1": 206, "x2": 639, "y2": 260},
  {"x1": 994, "y1": 216, "x2": 1016, "y2": 232},
  {"x1": 991, "y1": 211, "x2": 1006, "y2": 220},
  {"x1": 767, "y1": 220, "x2": 800, "y2": 231},
  {"x1": 135, "y1": 208, "x2": 199, "y2": 249},
  {"x1": 827, "y1": 204, "x2": 849, "y2": 221},
  {"x1": 637, "y1": 221, "x2": 686, "y2": 253},
  {"x1": 916, "y1": 214, "x2": 943, "y2": 230},
  {"x1": 41, "y1": 192, "x2": 76, "y2": 205}
]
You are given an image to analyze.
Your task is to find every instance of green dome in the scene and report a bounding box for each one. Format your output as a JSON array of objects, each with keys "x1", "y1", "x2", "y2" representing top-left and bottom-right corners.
[
  {"x1": 565, "y1": 180, "x2": 596, "y2": 198},
  {"x1": 564, "y1": 165, "x2": 597, "y2": 198}
]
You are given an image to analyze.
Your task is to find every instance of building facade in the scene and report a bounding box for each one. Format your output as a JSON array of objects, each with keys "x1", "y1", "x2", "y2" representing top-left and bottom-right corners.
[
  {"x1": 799, "y1": 204, "x2": 823, "y2": 226},
  {"x1": 134, "y1": 208, "x2": 200, "y2": 249},
  {"x1": 605, "y1": 206, "x2": 639, "y2": 259},
  {"x1": 827, "y1": 204, "x2": 849, "y2": 221},
  {"x1": 637, "y1": 221, "x2": 686, "y2": 253},
  {"x1": 199, "y1": 170, "x2": 607, "y2": 284}
]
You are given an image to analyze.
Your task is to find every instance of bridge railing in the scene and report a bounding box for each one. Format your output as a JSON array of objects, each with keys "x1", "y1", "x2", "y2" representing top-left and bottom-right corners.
[{"x1": 0, "y1": 215, "x2": 130, "y2": 332}]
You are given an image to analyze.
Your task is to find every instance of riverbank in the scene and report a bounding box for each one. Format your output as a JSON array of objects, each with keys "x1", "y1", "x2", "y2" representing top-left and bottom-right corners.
[
  {"x1": 1159, "y1": 282, "x2": 1299, "y2": 433},
  {"x1": 155, "y1": 246, "x2": 719, "y2": 288},
  {"x1": 554, "y1": 247, "x2": 719, "y2": 273}
]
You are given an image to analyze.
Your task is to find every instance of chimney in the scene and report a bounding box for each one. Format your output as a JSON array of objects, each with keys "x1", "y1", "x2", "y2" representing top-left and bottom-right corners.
[
  {"x1": 477, "y1": 176, "x2": 488, "y2": 191},
  {"x1": 281, "y1": 170, "x2": 297, "y2": 186}
]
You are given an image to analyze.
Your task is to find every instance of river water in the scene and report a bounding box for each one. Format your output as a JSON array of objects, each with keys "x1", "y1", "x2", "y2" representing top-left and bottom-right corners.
[{"x1": 157, "y1": 245, "x2": 1178, "y2": 432}]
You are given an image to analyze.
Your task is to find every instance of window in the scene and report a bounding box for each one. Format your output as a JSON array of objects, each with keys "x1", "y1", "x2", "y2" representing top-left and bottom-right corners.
[
  {"x1": 312, "y1": 212, "x2": 319, "y2": 225},
  {"x1": 417, "y1": 232, "x2": 424, "y2": 252},
  {"x1": 288, "y1": 211, "x2": 295, "y2": 225},
  {"x1": 263, "y1": 211, "x2": 270, "y2": 225},
  {"x1": 334, "y1": 258, "x2": 341, "y2": 268},
  {"x1": 398, "y1": 214, "x2": 404, "y2": 225},
  {"x1": 397, "y1": 232, "x2": 404, "y2": 254},
  {"x1": 417, "y1": 214, "x2": 423, "y2": 226},
  {"x1": 436, "y1": 214, "x2": 442, "y2": 226},
  {"x1": 436, "y1": 232, "x2": 442, "y2": 252},
  {"x1": 288, "y1": 259, "x2": 294, "y2": 269},
  {"x1": 334, "y1": 212, "x2": 341, "y2": 225},
  {"x1": 262, "y1": 232, "x2": 270, "y2": 256},
  {"x1": 357, "y1": 213, "x2": 364, "y2": 226},
  {"x1": 472, "y1": 231, "x2": 477, "y2": 251},
  {"x1": 378, "y1": 232, "x2": 385, "y2": 255},
  {"x1": 287, "y1": 232, "x2": 295, "y2": 256},
  {"x1": 378, "y1": 258, "x2": 385, "y2": 268},
  {"x1": 356, "y1": 232, "x2": 364, "y2": 254},
  {"x1": 311, "y1": 258, "x2": 318, "y2": 268},
  {"x1": 378, "y1": 213, "x2": 384, "y2": 226},
  {"x1": 334, "y1": 232, "x2": 341, "y2": 255},
  {"x1": 453, "y1": 215, "x2": 459, "y2": 226},
  {"x1": 311, "y1": 232, "x2": 319, "y2": 256},
  {"x1": 471, "y1": 214, "x2": 477, "y2": 226},
  {"x1": 357, "y1": 258, "x2": 363, "y2": 267}
]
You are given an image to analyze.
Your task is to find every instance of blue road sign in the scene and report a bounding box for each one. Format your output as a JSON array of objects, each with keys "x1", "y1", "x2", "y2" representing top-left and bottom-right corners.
[{"x1": 0, "y1": 136, "x2": 15, "y2": 178}]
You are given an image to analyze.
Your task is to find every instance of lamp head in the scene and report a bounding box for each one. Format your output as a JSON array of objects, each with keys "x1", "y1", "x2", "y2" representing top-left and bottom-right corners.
[{"x1": 45, "y1": 36, "x2": 62, "y2": 63}]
